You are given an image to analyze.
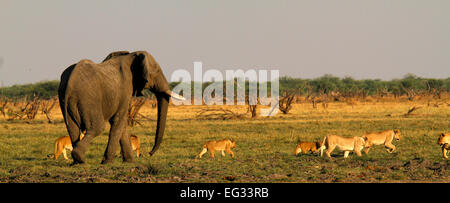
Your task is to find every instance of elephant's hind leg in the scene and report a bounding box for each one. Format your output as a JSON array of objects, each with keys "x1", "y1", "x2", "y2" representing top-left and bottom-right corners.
[
  {"x1": 72, "y1": 118, "x2": 105, "y2": 164},
  {"x1": 119, "y1": 132, "x2": 135, "y2": 163},
  {"x1": 64, "y1": 113, "x2": 84, "y2": 164},
  {"x1": 103, "y1": 113, "x2": 131, "y2": 164}
]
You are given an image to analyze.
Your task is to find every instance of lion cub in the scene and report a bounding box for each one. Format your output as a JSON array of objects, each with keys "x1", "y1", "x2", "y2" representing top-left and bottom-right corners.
[
  {"x1": 362, "y1": 129, "x2": 401, "y2": 154},
  {"x1": 437, "y1": 133, "x2": 449, "y2": 159},
  {"x1": 320, "y1": 135, "x2": 365, "y2": 158},
  {"x1": 196, "y1": 139, "x2": 236, "y2": 159},
  {"x1": 54, "y1": 134, "x2": 85, "y2": 160},
  {"x1": 294, "y1": 141, "x2": 322, "y2": 156}
]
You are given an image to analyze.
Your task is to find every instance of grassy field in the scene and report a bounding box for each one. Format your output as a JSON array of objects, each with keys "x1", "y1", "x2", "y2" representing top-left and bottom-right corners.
[{"x1": 0, "y1": 99, "x2": 448, "y2": 183}]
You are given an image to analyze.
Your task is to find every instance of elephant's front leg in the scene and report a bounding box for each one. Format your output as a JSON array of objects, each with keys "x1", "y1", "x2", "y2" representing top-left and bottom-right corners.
[{"x1": 102, "y1": 114, "x2": 129, "y2": 164}]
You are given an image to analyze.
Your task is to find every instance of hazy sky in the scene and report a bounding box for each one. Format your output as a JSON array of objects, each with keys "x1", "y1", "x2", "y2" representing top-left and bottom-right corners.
[{"x1": 0, "y1": 0, "x2": 449, "y2": 86}]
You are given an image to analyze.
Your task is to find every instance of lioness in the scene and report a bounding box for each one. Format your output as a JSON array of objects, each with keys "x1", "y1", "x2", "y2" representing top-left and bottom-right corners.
[
  {"x1": 196, "y1": 139, "x2": 236, "y2": 159},
  {"x1": 437, "y1": 133, "x2": 450, "y2": 159},
  {"x1": 320, "y1": 135, "x2": 365, "y2": 158},
  {"x1": 362, "y1": 129, "x2": 401, "y2": 154},
  {"x1": 294, "y1": 141, "x2": 322, "y2": 156},
  {"x1": 54, "y1": 133, "x2": 85, "y2": 160}
]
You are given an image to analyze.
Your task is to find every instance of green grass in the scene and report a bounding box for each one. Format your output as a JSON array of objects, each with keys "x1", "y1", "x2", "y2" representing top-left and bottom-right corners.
[{"x1": 0, "y1": 102, "x2": 448, "y2": 183}]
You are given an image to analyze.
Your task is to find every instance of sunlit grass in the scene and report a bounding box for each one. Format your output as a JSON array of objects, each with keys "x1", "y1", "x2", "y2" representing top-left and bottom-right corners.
[{"x1": 0, "y1": 99, "x2": 449, "y2": 182}]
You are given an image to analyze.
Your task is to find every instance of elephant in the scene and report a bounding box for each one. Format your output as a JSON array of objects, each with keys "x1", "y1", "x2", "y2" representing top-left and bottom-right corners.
[{"x1": 58, "y1": 50, "x2": 185, "y2": 164}]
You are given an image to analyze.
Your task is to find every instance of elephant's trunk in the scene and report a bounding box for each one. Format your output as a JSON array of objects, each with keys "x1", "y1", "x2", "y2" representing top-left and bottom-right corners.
[{"x1": 149, "y1": 92, "x2": 170, "y2": 156}]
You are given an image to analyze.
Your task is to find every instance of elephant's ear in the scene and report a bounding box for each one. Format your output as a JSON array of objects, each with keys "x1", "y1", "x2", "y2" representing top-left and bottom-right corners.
[
  {"x1": 131, "y1": 52, "x2": 150, "y2": 97},
  {"x1": 102, "y1": 51, "x2": 130, "y2": 62}
]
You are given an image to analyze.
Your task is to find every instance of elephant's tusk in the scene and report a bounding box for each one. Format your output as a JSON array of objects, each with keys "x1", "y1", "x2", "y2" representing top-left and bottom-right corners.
[{"x1": 165, "y1": 90, "x2": 186, "y2": 101}]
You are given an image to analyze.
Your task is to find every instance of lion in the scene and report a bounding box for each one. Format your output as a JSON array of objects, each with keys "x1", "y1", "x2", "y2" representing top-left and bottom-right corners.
[
  {"x1": 320, "y1": 135, "x2": 365, "y2": 158},
  {"x1": 294, "y1": 141, "x2": 322, "y2": 156},
  {"x1": 196, "y1": 139, "x2": 236, "y2": 159},
  {"x1": 362, "y1": 129, "x2": 401, "y2": 154},
  {"x1": 437, "y1": 133, "x2": 450, "y2": 159},
  {"x1": 54, "y1": 133, "x2": 85, "y2": 160}
]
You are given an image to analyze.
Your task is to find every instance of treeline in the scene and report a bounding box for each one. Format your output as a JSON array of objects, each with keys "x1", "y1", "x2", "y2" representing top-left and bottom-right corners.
[
  {"x1": 0, "y1": 80, "x2": 60, "y2": 100},
  {"x1": 279, "y1": 74, "x2": 450, "y2": 98},
  {"x1": 1, "y1": 74, "x2": 449, "y2": 100}
]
